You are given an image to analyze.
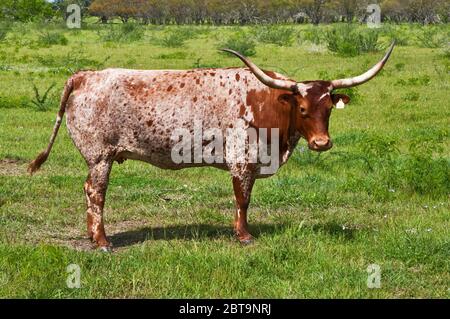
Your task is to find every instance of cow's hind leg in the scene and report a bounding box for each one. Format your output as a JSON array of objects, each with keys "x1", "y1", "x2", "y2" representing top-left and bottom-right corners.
[
  {"x1": 83, "y1": 160, "x2": 113, "y2": 251},
  {"x1": 232, "y1": 170, "x2": 256, "y2": 245}
]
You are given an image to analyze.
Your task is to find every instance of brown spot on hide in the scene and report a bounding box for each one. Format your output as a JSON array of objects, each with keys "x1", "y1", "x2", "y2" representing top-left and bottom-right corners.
[
  {"x1": 239, "y1": 104, "x2": 246, "y2": 116},
  {"x1": 97, "y1": 96, "x2": 109, "y2": 111},
  {"x1": 72, "y1": 72, "x2": 88, "y2": 90},
  {"x1": 125, "y1": 79, "x2": 148, "y2": 100}
]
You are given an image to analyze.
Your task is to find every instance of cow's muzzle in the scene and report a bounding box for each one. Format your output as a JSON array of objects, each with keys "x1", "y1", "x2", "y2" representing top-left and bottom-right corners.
[{"x1": 308, "y1": 138, "x2": 333, "y2": 152}]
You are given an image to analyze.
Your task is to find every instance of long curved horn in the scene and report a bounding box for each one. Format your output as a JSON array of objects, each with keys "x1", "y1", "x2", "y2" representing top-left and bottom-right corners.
[
  {"x1": 331, "y1": 41, "x2": 395, "y2": 89},
  {"x1": 221, "y1": 48, "x2": 298, "y2": 92}
]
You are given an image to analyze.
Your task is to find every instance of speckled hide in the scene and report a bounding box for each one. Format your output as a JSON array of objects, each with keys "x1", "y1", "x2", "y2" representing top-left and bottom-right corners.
[{"x1": 66, "y1": 68, "x2": 299, "y2": 175}]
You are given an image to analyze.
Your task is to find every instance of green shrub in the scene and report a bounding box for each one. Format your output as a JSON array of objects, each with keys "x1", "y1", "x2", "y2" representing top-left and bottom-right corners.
[
  {"x1": 0, "y1": 22, "x2": 11, "y2": 41},
  {"x1": 34, "y1": 51, "x2": 110, "y2": 74},
  {"x1": 300, "y1": 26, "x2": 324, "y2": 45},
  {"x1": 157, "y1": 27, "x2": 206, "y2": 48},
  {"x1": 443, "y1": 46, "x2": 450, "y2": 59},
  {"x1": 37, "y1": 31, "x2": 68, "y2": 47},
  {"x1": 416, "y1": 27, "x2": 448, "y2": 48},
  {"x1": 100, "y1": 23, "x2": 144, "y2": 43},
  {"x1": 120, "y1": 22, "x2": 144, "y2": 41},
  {"x1": 400, "y1": 133, "x2": 449, "y2": 197},
  {"x1": 156, "y1": 51, "x2": 188, "y2": 60},
  {"x1": 98, "y1": 27, "x2": 120, "y2": 43},
  {"x1": 350, "y1": 132, "x2": 449, "y2": 198},
  {"x1": 253, "y1": 25, "x2": 294, "y2": 46},
  {"x1": 380, "y1": 25, "x2": 410, "y2": 46},
  {"x1": 220, "y1": 32, "x2": 257, "y2": 57},
  {"x1": 159, "y1": 31, "x2": 188, "y2": 48},
  {"x1": 325, "y1": 25, "x2": 380, "y2": 57},
  {"x1": 30, "y1": 82, "x2": 56, "y2": 112}
]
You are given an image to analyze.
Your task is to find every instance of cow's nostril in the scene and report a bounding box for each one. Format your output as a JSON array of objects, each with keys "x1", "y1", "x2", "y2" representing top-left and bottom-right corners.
[{"x1": 313, "y1": 139, "x2": 330, "y2": 147}]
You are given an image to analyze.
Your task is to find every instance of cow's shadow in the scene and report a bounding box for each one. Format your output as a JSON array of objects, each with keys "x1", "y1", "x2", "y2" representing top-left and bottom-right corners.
[
  {"x1": 109, "y1": 221, "x2": 357, "y2": 248},
  {"x1": 109, "y1": 223, "x2": 286, "y2": 248}
]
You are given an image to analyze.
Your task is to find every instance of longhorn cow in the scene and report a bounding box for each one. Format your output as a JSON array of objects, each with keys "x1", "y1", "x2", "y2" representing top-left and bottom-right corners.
[{"x1": 29, "y1": 43, "x2": 395, "y2": 251}]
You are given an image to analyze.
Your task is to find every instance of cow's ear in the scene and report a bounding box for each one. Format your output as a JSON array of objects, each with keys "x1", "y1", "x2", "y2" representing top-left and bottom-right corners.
[
  {"x1": 331, "y1": 94, "x2": 350, "y2": 108},
  {"x1": 278, "y1": 94, "x2": 296, "y2": 106}
]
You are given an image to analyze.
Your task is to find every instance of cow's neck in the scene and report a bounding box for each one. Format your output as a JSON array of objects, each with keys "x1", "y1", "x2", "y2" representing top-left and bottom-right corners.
[{"x1": 245, "y1": 87, "x2": 302, "y2": 166}]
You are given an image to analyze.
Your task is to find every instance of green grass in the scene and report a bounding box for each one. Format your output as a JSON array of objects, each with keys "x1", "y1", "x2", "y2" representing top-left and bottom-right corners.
[{"x1": 0, "y1": 22, "x2": 449, "y2": 298}]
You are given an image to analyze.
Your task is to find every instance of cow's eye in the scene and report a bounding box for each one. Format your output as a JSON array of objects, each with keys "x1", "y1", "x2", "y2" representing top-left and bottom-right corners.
[{"x1": 300, "y1": 106, "x2": 306, "y2": 114}]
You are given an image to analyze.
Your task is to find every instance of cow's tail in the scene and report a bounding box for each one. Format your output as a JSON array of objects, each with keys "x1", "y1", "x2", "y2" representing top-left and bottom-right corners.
[{"x1": 28, "y1": 77, "x2": 74, "y2": 175}]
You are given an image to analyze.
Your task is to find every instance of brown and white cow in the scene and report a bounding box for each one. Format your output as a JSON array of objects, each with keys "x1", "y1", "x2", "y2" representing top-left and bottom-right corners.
[{"x1": 28, "y1": 43, "x2": 395, "y2": 251}]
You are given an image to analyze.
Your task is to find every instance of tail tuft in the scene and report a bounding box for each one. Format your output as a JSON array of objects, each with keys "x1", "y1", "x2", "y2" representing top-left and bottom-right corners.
[
  {"x1": 28, "y1": 151, "x2": 49, "y2": 175},
  {"x1": 28, "y1": 76, "x2": 74, "y2": 176}
]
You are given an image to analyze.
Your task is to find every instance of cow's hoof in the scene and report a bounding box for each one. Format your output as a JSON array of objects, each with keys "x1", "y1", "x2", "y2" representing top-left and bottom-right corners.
[{"x1": 99, "y1": 246, "x2": 113, "y2": 253}]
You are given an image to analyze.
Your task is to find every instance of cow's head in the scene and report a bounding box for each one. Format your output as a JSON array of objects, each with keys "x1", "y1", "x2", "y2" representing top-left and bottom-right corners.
[{"x1": 223, "y1": 42, "x2": 395, "y2": 152}]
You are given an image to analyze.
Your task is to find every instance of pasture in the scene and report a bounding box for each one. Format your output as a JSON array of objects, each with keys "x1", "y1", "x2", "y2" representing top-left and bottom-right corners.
[{"x1": 0, "y1": 22, "x2": 449, "y2": 298}]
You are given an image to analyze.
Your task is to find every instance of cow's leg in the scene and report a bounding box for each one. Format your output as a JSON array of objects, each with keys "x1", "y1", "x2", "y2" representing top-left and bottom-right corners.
[
  {"x1": 83, "y1": 160, "x2": 113, "y2": 251},
  {"x1": 232, "y1": 171, "x2": 256, "y2": 244},
  {"x1": 84, "y1": 173, "x2": 94, "y2": 240}
]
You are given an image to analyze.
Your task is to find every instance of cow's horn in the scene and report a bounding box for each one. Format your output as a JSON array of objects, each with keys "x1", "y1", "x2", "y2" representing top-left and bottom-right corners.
[
  {"x1": 221, "y1": 49, "x2": 298, "y2": 93},
  {"x1": 331, "y1": 41, "x2": 395, "y2": 89}
]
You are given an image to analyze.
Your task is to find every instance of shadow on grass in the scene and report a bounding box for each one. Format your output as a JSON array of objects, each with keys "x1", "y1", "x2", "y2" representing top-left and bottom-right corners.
[
  {"x1": 109, "y1": 223, "x2": 287, "y2": 248},
  {"x1": 109, "y1": 221, "x2": 358, "y2": 248}
]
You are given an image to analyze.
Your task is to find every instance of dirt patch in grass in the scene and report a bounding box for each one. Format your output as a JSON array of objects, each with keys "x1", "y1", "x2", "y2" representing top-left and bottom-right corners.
[
  {"x1": 0, "y1": 157, "x2": 27, "y2": 176},
  {"x1": 44, "y1": 219, "x2": 154, "y2": 252}
]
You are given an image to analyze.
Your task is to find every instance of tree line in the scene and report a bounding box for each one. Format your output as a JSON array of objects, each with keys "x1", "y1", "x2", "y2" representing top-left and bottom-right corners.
[{"x1": 1, "y1": 0, "x2": 449, "y2": 24}]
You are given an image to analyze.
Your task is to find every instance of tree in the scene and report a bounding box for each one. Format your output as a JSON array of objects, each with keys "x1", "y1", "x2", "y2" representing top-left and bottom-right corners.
[
  {"x1": 52, "y1": 0, "x2": 93, "y2": 17},
  {"x1": 381, "y1": 0, "x2": 445, "y2": 24},
  {"x1": 0, "y1": 0, "x2": 54, "y2": 22},
  {"x1": 89, "y1": 0, "x2": 116, "y2": 23},
  {"x1": 292, "y1": 0, "x2": 327, "y2": 25},
  {"x1": 407, "y1": 0, "x2": 443, "y2": 24},
  {"x1": 333, "y1": 0, "x2": 368, "y2": 23}
]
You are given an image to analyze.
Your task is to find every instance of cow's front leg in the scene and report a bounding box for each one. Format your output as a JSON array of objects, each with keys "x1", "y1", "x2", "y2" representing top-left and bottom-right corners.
[
  {"x1": 232, "y1": 172, "x2": 256, "y2": 244},
  {"x1": 83, "y1": 160, "x2": 113, "y2": 251}
]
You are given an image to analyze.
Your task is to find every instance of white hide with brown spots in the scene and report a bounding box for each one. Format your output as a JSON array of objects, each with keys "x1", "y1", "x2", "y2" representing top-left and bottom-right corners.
[{"x1": 66, "y1": 68, "x2": 296, "y2": 175}]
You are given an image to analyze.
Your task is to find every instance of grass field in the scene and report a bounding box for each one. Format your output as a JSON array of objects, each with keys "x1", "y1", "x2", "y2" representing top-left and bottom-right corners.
[{"x1": 0, "y1": 22, "x2": 449, "y2": 298}]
